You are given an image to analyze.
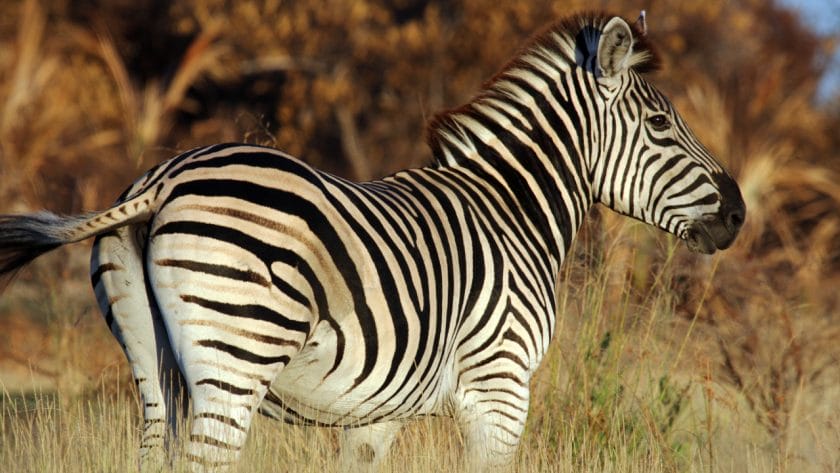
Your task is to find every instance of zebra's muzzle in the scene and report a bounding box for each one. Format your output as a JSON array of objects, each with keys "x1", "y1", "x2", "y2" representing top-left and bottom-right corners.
[{"x1": 685, "y1": 176, "x2": 746, "y2": 254}]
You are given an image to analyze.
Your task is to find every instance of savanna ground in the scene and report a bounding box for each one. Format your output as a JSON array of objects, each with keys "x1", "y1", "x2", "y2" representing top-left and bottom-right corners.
[{"x1": 1, "y1": 1, "x2": 839, "y2": 472}]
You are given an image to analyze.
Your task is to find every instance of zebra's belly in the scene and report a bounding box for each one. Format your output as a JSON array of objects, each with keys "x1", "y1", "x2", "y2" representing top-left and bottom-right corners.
[{"x1": 259, "y1": 319, "x2": 440, "y2": 426}]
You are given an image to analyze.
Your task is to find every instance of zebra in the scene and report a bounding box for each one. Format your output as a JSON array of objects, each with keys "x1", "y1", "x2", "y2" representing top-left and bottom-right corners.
[{"x1": 0, "y1": 11, "x2": 744, "y2": 471}]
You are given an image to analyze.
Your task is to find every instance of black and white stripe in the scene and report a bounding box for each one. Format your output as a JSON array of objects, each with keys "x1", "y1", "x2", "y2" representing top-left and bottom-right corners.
[{"x1": 0, "y1": 12, "x2": 743, "y2": 471}]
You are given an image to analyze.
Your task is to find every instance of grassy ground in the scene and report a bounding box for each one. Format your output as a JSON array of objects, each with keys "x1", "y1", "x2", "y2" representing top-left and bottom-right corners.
[
  {"x1": 1, "y1": 228, "x2": 837, "y2": 473},
  {"x1": 3, "y1": 386, "x2": 837, "y2": 473}
]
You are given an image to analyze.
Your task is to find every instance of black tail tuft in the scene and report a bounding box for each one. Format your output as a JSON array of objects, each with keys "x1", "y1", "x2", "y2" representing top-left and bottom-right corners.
[{"x1": 0, "y1": 213, "x2": 67, "y2": 289}]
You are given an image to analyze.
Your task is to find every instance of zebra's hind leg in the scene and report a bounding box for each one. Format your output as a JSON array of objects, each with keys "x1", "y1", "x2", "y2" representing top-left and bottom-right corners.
[
  {"x1": 339, "y1": 420, "x2": 404, "y2": 471},
  {"x1": 92, "y1": 228, "x2": 188, "y2": 471},
  {"x1": 146, "y1": 234, "x2": 312, "y2": 471},
  {"x1": 153, "y1": 304, "x2": 307, "y2": 471}
]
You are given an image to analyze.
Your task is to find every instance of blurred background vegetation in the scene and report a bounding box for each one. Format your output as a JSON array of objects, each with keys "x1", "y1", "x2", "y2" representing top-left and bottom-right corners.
[{"x1": 0, "y1": 0, "x2": 839, "y2": 472}]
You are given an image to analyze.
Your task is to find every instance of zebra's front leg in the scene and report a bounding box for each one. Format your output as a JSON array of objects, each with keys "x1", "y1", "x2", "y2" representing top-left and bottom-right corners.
[
  {"x1": 339, "y1": 420, "x2": 404, "y2": 471},
  {"x1": 456, "y1": 382, "x2": 530, "y2": 471}
]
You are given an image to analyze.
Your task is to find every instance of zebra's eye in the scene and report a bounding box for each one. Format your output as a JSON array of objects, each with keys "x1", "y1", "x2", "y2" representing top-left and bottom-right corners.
[{"x1": 647, "y1": 114, "x2": 671, "y2": 131}]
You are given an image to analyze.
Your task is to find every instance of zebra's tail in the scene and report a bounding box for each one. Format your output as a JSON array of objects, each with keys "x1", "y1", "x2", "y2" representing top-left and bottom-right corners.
[{"x1": 0, "y1": 186, "x2": 157, "y2": 286}]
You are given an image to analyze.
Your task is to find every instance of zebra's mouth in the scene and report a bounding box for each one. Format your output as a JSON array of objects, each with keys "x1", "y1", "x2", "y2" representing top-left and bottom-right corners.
[
  {"x1": 684, "y1": 214, "x2": 742, "y2": 255},
  {"x1": 684, "y1": 225, "x2": 719, "y2": 254}
]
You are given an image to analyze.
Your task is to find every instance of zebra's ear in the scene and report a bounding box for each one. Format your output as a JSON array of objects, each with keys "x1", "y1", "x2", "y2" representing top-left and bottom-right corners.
[{"x1": 597, "y1": 17, "x2": 634, "y2": 78}]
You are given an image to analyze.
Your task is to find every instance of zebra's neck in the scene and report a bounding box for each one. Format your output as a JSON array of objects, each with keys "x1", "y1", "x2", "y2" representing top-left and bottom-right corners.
[{"x1": 426, "y1": 71, "x2": 596, "y2": 277}]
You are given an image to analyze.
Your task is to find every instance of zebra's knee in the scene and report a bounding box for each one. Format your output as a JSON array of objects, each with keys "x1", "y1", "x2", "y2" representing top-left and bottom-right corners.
[
  {"x1": 339, "y1": 421, "x2": 403, "y2": 470},
  {"x1": 339, "y1": 441, "x2": 380, "y2": 471},
  {"x1": 185, "y1": 416, "x2": 245, "y2": 472},
  {"x1": 355, "y1": 442, "x2": 376, "y2": 464},
  {"x1": 138, "y1": 441, "x2": 168, "y2": 473}
]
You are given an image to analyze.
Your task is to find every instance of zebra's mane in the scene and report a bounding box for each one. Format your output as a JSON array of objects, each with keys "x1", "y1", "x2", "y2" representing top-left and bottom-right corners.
[{"x1": 427, "y1": 11, "x2": 660, "y2": 163}]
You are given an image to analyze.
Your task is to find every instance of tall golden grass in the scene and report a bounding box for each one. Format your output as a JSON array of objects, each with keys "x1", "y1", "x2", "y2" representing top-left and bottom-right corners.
[
  {"x1": 1, "y1": 0, "x2": 839, "y2": 471},
  {"x1": 2, "y1": 227, "x2": 838, "y2": 472}
]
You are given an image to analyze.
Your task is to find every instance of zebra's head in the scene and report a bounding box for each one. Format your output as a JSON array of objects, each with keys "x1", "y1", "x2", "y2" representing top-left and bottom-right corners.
[{"x1": 579, "y1": 13, "x2": 745, "y2": 254}]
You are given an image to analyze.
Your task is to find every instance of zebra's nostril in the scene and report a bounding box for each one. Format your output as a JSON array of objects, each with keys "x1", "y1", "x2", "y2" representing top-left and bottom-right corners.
[{"x1": 727, "y1": 208, "x2": 744, "y2": 230}]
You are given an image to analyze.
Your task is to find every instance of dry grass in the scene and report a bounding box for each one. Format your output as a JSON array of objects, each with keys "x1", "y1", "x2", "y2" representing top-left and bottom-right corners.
[
  {"x1": 1, "y1": 0, "x2": 840, "y2": 472},
  {"x1": 2, "y1": 226, "x2": 838, "y2": 472}
]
